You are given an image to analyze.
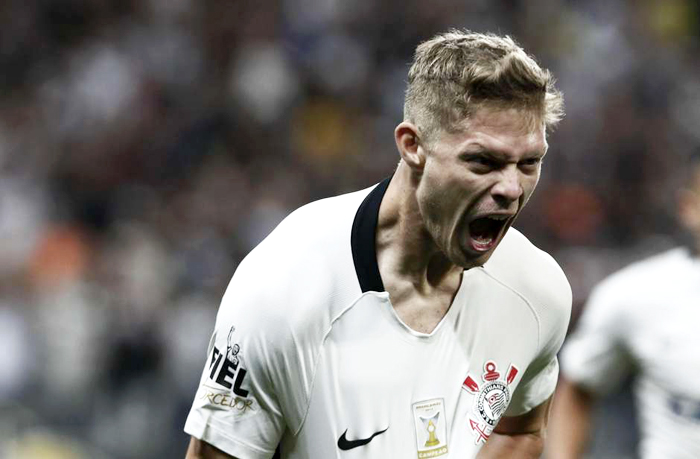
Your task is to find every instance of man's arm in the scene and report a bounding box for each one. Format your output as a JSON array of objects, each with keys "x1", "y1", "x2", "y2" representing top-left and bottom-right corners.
[
  {"x1": 476, "y1": 396, "x2": 552, "y2": 459},
  {"x1": 544, "y1": 378, "x2": 596, "y2": 459},
  {"x1": 186, "y1": 437, "x2": 237, "y2": 459}
]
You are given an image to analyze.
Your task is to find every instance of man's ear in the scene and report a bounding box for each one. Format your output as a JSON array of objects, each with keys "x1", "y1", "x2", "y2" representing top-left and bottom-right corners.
[{"x1": 394, "y1": 122, "x2": 425, "y2": 171}]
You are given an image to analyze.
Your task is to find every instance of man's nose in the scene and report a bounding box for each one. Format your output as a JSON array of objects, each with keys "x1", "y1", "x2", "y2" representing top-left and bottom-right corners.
[{"x1": 491, "y1": 166, "x2": 523, "y2": 204}]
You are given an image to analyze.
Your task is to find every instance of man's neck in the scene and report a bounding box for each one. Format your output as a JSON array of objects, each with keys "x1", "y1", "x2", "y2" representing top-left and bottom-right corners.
[{"x1": 376, "y1": 163, "x2": 463, "y2": 293}]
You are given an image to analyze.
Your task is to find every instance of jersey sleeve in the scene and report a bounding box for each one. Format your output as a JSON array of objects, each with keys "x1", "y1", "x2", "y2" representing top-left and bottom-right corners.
[
  {"x1": 184, "y1": 255, "x2": 300, "y2": 459},
  {"x1": 559, "y1": 277, "x2": 634, "y2": 394},
  {"x1": 505, "y1": 253, "x2": 573, "y2": 416}
]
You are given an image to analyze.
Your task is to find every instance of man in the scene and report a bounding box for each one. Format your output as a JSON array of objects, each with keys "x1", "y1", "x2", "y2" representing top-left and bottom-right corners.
[
  {"x1": 547, "y1": 152, "x2": 700, "y2": 459},
  {"x1": 185, "y1": 30, "x2": 570, "y2": 459}
]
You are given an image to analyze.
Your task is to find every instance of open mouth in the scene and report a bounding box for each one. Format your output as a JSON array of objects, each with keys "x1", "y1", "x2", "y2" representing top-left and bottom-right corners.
[{"x1": 468, "y1": 215, "x2": 509, "y2": 252}]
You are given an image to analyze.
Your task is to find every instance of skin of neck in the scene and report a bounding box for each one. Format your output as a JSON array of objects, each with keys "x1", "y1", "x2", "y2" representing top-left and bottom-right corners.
[{"x1": 376, "y1": 161, "x2": 464, "y2": 292}]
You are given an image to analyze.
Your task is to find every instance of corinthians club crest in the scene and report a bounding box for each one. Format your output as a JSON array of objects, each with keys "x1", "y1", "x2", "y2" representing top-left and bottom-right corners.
[{"x1": 462, "y1": 361, "x2": 519, "y2": 444}]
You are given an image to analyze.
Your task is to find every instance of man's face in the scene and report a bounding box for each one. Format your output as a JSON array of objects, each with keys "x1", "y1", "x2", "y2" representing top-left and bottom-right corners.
[{"x1": 415, "y1": 105, "x2": 547, "y2": 269}]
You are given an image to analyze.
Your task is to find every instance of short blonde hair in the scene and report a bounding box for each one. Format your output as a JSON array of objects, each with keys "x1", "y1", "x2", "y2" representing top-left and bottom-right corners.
[{"x1": 404, "y1": 30, "x2": 564, "y2": 141}]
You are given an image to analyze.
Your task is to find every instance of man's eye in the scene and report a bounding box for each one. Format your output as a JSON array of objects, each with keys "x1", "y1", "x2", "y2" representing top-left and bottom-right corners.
[
  {"x1": 472, "y1": 157, "x2": 497, "y2": 168},
  {"x1": 520, "y1": 158, "x2": 542, "y2": 167}
]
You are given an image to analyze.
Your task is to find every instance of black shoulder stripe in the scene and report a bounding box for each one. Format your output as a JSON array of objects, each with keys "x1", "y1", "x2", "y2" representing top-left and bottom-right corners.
[{"x1": 350, "y1": 177, "x2": 392, "y2": 293}]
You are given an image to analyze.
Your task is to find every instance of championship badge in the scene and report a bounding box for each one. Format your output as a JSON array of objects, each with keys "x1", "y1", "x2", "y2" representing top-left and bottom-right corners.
[
  {"x1": 462, "y1": 361, "x2": 519, "y2": 444},
  {"x1": 412, "y1": 398, "x2": 449, "y2": 458}
]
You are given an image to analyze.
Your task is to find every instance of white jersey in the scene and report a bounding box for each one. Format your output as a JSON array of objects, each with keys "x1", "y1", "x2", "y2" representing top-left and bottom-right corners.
[
  {"x1": 185, "y1": 178, "x2": 572, "y2": 459},
  {"x1": 561, "y1": 248, "x2": 700, "y2": 459}
]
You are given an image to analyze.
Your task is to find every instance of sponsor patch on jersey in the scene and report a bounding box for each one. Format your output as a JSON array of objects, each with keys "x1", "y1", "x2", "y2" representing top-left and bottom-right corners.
[
  {"x1": 462, "y1": 361, "x2": 519, "y2": 444},
  {"x1": 412, "y1": 398, "x2": 449, "y2": 458},
  {"x1": 206, "y1": 325, "x2": 250, "y2": 398},
  {"x1": 198, "y1": 386, "x2": 255, "y2": 413}
]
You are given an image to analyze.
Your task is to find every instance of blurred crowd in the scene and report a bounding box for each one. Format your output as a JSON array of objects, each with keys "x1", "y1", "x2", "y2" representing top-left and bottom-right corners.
[{"x1": 1, "y1": 0, "x2": 699, "y2": 458}]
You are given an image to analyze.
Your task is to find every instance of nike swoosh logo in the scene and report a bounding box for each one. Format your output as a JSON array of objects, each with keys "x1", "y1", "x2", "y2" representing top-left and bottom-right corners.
[{"x1": 337, "y1": 427, "x2": 389, "y2": 451}]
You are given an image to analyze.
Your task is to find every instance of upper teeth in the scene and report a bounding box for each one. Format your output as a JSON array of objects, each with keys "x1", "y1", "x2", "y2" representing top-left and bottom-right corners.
[{"x1": 487, "y1": 215, "x2": 508, "y2": 221}]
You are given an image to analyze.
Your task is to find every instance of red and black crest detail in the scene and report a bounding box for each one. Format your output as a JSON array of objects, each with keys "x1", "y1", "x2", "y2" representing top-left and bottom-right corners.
[{"x1": 462, "y1": 361, "x2": 519, "y2": 444}]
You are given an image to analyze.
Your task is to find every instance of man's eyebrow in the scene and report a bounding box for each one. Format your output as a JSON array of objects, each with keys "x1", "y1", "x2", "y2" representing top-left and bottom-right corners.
[
  {"x1": 459, "y1": 146, "x2": 545, "y2": 160},
  {"x1": 459, "y1": 144, "x2": 506, "y2": 158}
]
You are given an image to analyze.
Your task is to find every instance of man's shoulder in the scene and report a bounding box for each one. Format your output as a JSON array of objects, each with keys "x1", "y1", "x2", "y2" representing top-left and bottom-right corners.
[
  {"x1": 243, "y1": 184, "x2": 374, "y2": 275},
  {"x1": 483, "y1": 228, "x2": 571, "y2": 316},
  {"x1": 482, "y1": 229, "x2": 571, "y2": 370},
  {"x1": 218, "y1": 185, "x2": 375, "y2": 329},
  {"x1": 271, "y1": 185, "x2": 373, "y2": 245}
]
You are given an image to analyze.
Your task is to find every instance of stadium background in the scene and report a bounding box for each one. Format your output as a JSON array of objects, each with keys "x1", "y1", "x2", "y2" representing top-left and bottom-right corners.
[{"x1": 1, "y1": 0, "x2": 699, "y2": 457}]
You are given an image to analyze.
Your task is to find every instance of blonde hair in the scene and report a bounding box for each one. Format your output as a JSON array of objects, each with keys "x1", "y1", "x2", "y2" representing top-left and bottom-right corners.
[{"x1": 404, "y1": 30, "x2": 564, "y2": 141}]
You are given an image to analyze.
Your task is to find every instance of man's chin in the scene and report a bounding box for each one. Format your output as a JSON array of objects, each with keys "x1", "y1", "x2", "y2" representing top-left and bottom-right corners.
[
  {"x1": 455, "y1": 246, "x2": 495, "y2": 269},
  {"x1": 472, "y1": 250, "x2": 496, "y2": 268}
]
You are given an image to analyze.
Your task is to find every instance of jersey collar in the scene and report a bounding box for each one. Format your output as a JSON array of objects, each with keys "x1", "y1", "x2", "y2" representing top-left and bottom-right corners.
[{"x1": 351, "y1": 176, "x2": 392, "y2": 293}]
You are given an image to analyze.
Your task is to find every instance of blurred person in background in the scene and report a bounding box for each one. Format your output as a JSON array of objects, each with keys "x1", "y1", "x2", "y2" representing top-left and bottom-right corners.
[
  {"x1": 184, "y1": 30, "x2": 571, "y2": 459},
  {"x1": 547, "y1": 151, "x2": 700, "y2": 459}
]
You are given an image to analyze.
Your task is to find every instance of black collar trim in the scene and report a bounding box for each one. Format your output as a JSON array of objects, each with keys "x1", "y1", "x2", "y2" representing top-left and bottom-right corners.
[{"x1": 351, "y1": 177, "x2": 392, "y2": 293}]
